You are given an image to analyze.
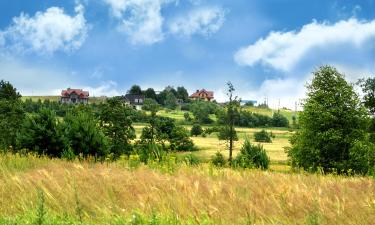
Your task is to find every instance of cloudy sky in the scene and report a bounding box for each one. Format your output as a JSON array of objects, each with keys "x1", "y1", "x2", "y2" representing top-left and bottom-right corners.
[{"x1": 0, "y1": 0, "x2": 375, "y2": 108}]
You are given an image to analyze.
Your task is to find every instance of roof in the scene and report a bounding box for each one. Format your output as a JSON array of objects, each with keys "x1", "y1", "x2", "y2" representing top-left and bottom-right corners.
[
  {"x1": 124, "y1": 94, "x2": 145, "y2": 105},
  {"x1": 61, "y1": 88, "x2": 89, "y2": 99},
  {"x1": 189, "y1": 89, "x2": 214, "y2": 99}
]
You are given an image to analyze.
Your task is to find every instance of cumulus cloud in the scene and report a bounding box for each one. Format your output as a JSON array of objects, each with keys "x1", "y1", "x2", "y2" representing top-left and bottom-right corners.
[
  {"x1": 104, "y1": 0, "x2": 174, "y2": 45},
  {"x1": 0, "y1": 4, "x2": 88, "y2": 55},
  {"x1": 234, "y1": 18, "x2": 375, "y2": 71},
  {"x1": 168, "y1": 6, "x2": 225, "y2": 38}
]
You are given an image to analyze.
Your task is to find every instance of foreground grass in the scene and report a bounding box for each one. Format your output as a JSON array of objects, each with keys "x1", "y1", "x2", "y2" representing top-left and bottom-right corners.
[{"x1": 0, "y1": 154, "x2": 374, "y2": 225}]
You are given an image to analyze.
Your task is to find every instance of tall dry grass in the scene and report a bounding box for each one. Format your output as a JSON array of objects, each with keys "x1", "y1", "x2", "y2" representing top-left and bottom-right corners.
[{"x1": 0, "y1": 153, "x2": 374, "y2": 224}]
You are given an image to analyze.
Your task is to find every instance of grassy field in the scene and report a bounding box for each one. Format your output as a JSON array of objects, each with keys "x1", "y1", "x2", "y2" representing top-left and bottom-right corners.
[
  {"x1": 0, "y1": 153, "x2": 374, "y2": 225},
  {"x1": 134, "y1": 123, "x2": 292, "y2": 167}
]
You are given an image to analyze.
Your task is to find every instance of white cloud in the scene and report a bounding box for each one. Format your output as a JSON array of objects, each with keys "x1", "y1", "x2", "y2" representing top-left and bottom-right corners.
[
  {"x1": 0, "y1": 4, "x2": 88, "y2": 55},
  {"x1": 234, "y1": 18, "x2": 375, "y2": 71},
  {"x1": 83, "y1": 80, "x2": 121, "y2": 97},
  {"x1": 104, "y1": 0, "x2": 174, "y2": 45},
  {"x1": 168, "y1": 6, "x2": 225, "y2": 38}
]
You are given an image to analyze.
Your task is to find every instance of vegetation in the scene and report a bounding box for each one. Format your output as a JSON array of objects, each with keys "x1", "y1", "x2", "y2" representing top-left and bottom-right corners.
[
  {"x1": 233, "y1": 139, "x2": 270, "y2": 169},
  {"x1": 287, "y1": 66, "x2": 374, "y2": 174},
  {"x1": 190, "y1": 124, "x2": 203, "y2": 136},
  {"x1": 254, "y1": 129, "x2": 273, "y2": 143}
]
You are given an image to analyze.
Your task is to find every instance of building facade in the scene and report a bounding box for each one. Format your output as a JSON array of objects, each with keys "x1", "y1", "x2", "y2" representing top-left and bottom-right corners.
[{"x1": 60, "y1": 88, "x2": 89, "y2": 104}]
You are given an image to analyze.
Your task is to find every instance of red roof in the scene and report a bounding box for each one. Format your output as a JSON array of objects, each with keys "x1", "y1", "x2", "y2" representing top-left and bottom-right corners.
[
  {"x1": 61, "y1": 88, "x2": 89, "y2": 99},
  {"x1": 189, "y1": 89, "x2": 214, "y2": 99}
]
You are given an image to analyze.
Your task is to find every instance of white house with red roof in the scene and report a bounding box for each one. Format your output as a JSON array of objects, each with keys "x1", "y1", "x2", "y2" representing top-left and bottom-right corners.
[
  {"x1": 189, "y1": 89, "x2": 214, "y2": 101},
  {"x1": 60, "y1": 88, "x2": 89, "y2": 104}
]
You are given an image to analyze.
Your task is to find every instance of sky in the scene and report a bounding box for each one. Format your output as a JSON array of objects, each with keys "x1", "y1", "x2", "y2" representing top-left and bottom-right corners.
[{"x1": 0, "y1": 0, "x2": 375, "y2": 109}]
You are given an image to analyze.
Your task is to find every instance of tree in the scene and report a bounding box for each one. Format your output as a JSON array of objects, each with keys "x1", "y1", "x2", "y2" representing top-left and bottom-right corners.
[
  {"x1": 128, "y1": 85, "x2": 142, "y2": 95},
  {"x1": 0, "y1": 80, "x2": 25, "y2": 150},
  {"x1": 62, "y1": 110, "x2": 109, "y2": 159},
  {"x1": 17, "y1": 108, "x2": 66, "y2": 157},
  {"x1": 217, "y1": 82, "x2": 240, "y2": 164},
  {"x1": 165, "y1": 92, "x2": 177, "y2": 110},
  {"x1": 176, "y1": 86, "x2": 189, "y2": 102},
  {"x1": 144, "y1": 88, "x2": 157, "y2": 100},
  {"x1": 142, "y1": 98, "x2": 160, "y2": 143},
  {"x1": 271, "y1": 112, "x2": 289, "y2": 127},
  {"x1": 254, "y1": 129, "x2": 272, "y2": 143},
  {"x1": 99, "y1": 97, "x2": 136, "y2": 157},
  {"x1": 190, "y1": 101, "x2": 214, "y2": 124},
  {"x1": 190, "y1": 124, "x2": 203, "y2": 136},
  {"x1": 358, "y1": 77, "x2": 375, "y2": 114},
  {"x1": 287, "y1": 66, "x2": 371, "y2": 174},
  {"x1": 358, "y1": 77, "x2": 375, "y2": 143}
]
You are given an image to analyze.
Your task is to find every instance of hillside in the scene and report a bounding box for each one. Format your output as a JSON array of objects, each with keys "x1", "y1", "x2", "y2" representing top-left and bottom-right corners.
[{"x1": 1, "y1": 154, "x2": 374, "y2": 225}]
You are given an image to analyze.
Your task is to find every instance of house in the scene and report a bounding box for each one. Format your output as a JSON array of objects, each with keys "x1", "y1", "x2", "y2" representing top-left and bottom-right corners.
[
  {"x1": 189, "y1": 89, "x2": 214, "y2": 101},
  {"x1": 60, "y1": 88, "x2": 89, "y2": 104},
  {"x1": 123, "y1": 94, "x2": 145, "y2": 110}
]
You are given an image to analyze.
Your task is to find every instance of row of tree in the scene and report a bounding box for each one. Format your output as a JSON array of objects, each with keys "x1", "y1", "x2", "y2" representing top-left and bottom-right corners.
[{"x1": 128, "y1": 85, "x2": 190, "y2": 109}]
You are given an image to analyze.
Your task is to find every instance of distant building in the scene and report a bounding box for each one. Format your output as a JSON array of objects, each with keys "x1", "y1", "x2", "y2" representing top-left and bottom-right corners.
[
  {"x1": 123, "y1": 94, "x2": 145, "y2": 110},
  {"x1": 189, "y1": 89, "x2": 214, "y2": 101},
  {"x1": 60, "y1": 88, "x2": 89, "y2": 104}
]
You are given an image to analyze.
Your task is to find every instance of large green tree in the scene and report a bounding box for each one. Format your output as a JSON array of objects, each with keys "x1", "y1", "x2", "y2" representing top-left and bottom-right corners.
[
  {"x1": 99, "y1": 97, "x2": 136, "y2": 157},
  {"x1": 0, "y1": 80, "x2": 25, "y2": 150},
  {"x1": 17, "y1": 108, "x2": 66, "y2": 157},
  {"x1": 176, "y1": 86, "x2": 189, "y2": 102},
  {"x1": 128, "y1": 85, "x2": 142, "y2": 95},
  {"x1": 287, "y1": 66, "x2": 372, "y2": 174}
]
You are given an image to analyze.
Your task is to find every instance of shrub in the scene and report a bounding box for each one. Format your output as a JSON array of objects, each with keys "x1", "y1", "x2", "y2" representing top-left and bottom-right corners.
[
  {"x1": 183, "y1": 112, "x2": 191, "y2": 121},
  {"x1": 190, "y1": 124, "x2": 203, "y2": 136},
  {"x1": 271, "y1": 112, "x2": 289, "y2": 127},
  {"x1": 136, "y1": 143, "x2": 166, "y2": 164},
  {"x1": 233, "y1": 139, "x2": 270, "y2": 170},
  {"x1": 211, "y1": 152, "x2": 226, "y2": 167},
  {"x1": 254, "y1": 130, "x2": 272, "y2": 143},
  {"x1": 348, "y1": 141, "x2": 375, "y2": 175},
  {"x1": 169, "y1": 126, "x2": 196, "y2": 151}
]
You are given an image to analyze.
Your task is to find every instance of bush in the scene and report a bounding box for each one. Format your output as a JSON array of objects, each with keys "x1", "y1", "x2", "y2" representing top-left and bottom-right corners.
[
  {"x1": 135, "y1": 143, "x2": 166, "y2": 164},
  {"x1": 183, "y1": 112, "x2": 191, "y2": 121},
  {"x1": 271, "y1": 112, "x2": 289, "y2": 127},
  {"x1": 169, "y1": 126, "x2": 196, "y2": 151},
  {"x1": 233, "y1": 139, "x2": 269, "y2": 170},
  {"x1": 190, "y1": 124, "x2": 203, "y2": 136},
  {"x1": 254, "y1": 130, "x2": 272, "y2": 143},
  {"x1": 211, "y1": 151, "x2": 226, "y2": 167},
  {"x1": 348, "y1": 141, "x2": 375, "y2": 175}
]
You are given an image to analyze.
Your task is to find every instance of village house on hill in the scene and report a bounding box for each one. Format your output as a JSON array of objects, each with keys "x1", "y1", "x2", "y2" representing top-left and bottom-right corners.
[
  {"x1": 60, "y1": 88, "x2": 89, "y2": 104},
  {"x1": 123, "y1": 94, "x2": 145, "y2": 110},
  {"x1": 189, "y1": 89, "x2": 214, "y2": 101}
]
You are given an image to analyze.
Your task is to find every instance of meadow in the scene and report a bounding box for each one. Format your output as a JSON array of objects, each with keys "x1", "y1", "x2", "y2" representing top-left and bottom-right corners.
[{"x1": 0, "y1": 153, "x2": 374, "y2": 225}]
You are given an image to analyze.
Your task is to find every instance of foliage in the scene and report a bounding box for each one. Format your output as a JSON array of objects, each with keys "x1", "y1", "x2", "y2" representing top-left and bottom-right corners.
[
  {"x1": 287, "y1": 66, "x2": 370, "y2": 174},
  {"x1": 169, "y1": 126, "x2": 196, "y2": 151},
  {"x1": 211, "y1": 151, "x2": 226, "y2": 167},
  {"x1": 62, "y1": 110, "x2": 109, "y2": 159},
  {"x1": 176, "y1": 86, "x2": 189, "y2": 102},
  {"x1": 165, "y1": 92, "x2": 178, "y2": 110},
  {"x1": 181, "y1": 153, "x2": 200, "y2": 166},
  {"x1": 144, "y1": 88, "x2": 157, "y2": 100},
  {"x1": 183, "y1": 112, "x2": 191, "y2": 121},
  {"x1": 190, "y1": 124, "x2": 203, "y2": 136},
  {"x1": 358, "y1": 77, "x2": 375, "y2": 114},
  {"x1": 217, "y1": 82, "x2": 240, "y2": 164},
  {"x1": 271, "y1": 112, "x2": 289, "y2": 127},
  {"x1": 135, "y1": 143, "x2": 166, "y2": 164},
  {"x1": 190, "y1": 101, "x2": 216, "y2": 124},
  {"x1": 348, "y1": 141, "x2": 375, "y2": 175},
  {"x1": 128, "y1": 85, "x2": 142, "y2": 95},
  {"x1": 142, "y1": 98, "x2": 160, "y2": 117},
  {"x1": 233, "y1": 139, "x2": 270, "y2": 170},
  {"x1": 254, "y1": 129, "x2": 273, "y2": 143},
  {"x1": 99, "y1": 98, "x2": 136, "y2": 157},
  {"x1": 17, "y1": 108, "x2": 66, "y2": 157},
  {"x1": 0, "y1": 80, "x2": 25, "y2": 150}
]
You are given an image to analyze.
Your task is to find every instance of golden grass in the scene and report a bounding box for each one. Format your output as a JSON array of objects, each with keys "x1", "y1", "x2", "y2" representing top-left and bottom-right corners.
[{"x1": 0, "y1": 154, "x2": 374, "y2": 224}]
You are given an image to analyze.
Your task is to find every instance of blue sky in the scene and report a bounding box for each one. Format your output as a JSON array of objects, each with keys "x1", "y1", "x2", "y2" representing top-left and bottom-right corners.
[{"x1": 0, "y1": 0, "x2": 375, "y2": 108}]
